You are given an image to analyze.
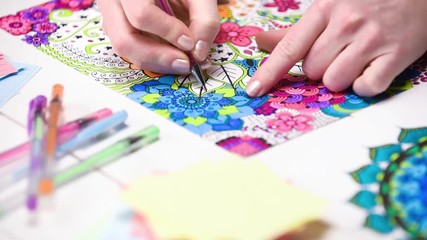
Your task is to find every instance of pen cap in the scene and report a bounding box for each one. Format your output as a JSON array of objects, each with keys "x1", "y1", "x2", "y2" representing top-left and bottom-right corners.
[
  {"x1": 52, "y1": 84, "x2": 64, "y2": 100},
  {"x1": 58, "y1": 108, "x2": 113, "y2": 134},
  {"x1": 27, "y1": 95, "x2": 47, "y2": 135},
  {"x1": 138, "y1": 125, "x2": 160, "y2": 145},
  {"x1": 58, "y1": 110, "x2": 128, "y2": 153},
  {"x1": 127, "y1": 125, "x2": 160, "y2": 154}
]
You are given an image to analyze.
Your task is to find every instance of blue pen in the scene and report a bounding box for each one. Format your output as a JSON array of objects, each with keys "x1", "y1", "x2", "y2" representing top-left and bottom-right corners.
[
  {"x1": 27, "y1": 95, "x2": 47, "y2": 212},
  {"x1": 58, "y1": 110, "x2": 128, "y2": 153}
]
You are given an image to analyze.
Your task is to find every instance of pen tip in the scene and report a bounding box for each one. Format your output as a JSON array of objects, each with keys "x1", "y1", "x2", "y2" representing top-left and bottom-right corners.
[
  {"x1": 190, "y1": 64, "x2": 207, "y2": 92},
  {"x1": 26, "y1": 195, "x2": 37, "y2": 211},
  {"x1": 39, "y1": 179, "x2": 54, "y2": 195},
  {"x1": 52, "y1": 84, "x2": 64, "y2": 98}
]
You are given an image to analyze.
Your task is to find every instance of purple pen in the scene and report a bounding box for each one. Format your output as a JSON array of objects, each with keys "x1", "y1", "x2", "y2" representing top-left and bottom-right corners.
[
  {"x1": 0, "y1": 108, "x2": 113, "y2": 168},
  {"x1": 27, "y1": 96, "x2": 47, "y2": 135},
  {"x1": 27, "y1": 95, "x2": 47, "y2": 211}
]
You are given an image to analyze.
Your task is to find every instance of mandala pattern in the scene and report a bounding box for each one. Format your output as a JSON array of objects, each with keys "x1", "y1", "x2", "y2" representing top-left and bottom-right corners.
[
  {"x1": 351, "y1": 127, "x2": 427, "y2": 239},
  {"x1": 128, "y1": 75, "x2": 268, "y2": 135},
  {"x1": 1, "y1": 0, "x2": 426, "y2": 156}
]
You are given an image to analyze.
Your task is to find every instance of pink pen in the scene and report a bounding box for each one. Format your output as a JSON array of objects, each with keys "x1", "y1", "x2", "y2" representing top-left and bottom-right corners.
[{"x1": 0, "y1": 108, "x2": 113, "y2": 167}]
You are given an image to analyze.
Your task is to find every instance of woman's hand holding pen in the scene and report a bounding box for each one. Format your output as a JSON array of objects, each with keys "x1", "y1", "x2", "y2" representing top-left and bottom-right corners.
[{"x1": 98, "y1": 0, "x2": 221, "y2": 74}]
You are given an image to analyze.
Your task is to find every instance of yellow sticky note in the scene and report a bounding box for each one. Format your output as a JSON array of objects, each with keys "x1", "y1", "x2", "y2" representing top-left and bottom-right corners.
[{"x1": 122, "y1": 159, "x2": 326, "y2": 240}]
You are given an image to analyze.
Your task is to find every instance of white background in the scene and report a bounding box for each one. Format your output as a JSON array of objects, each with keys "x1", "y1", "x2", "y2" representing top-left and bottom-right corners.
[{"x1": 1, "y1": 1, "x2": 427, "y2": 239}]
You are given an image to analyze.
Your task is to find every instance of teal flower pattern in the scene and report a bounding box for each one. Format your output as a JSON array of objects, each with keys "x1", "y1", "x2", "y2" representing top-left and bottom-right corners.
[{"x1": 351, "y1": 127, "x2": 427, "y2": 239}]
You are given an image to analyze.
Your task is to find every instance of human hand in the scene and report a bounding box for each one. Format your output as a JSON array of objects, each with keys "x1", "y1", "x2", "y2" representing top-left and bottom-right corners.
[
  {"x1": 246, "y1": 0, "x2": 427, "y2": 97},
  {"x1": 98, "y1": 0, "x2": 220, "y2": 74}
]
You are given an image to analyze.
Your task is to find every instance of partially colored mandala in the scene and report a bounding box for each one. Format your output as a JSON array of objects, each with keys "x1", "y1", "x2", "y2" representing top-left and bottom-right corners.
[
  {"x1": 351, "y1": 127, "x2": 427, "y2": 239},
  {"x1": 128, "y1": 75, "x2": 268, "y2": 135}
]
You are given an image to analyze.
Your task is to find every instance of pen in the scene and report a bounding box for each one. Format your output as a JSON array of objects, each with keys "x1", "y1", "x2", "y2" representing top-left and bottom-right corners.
[
  {"x1": 55, "y1": 125, "x2": 160, "y2": 186},
  {"x1": 0, "y1": 108, "x2": 113, "y2": 168},
  {"x1": 155, "y1": 0, "x2": 207, "y2": 93},
  {"x1": 39, "y1": 84, "x2": 63, "y2": 196},
  {"x1": 27, "y1": 95, "x2": 47, "y2": 212},
  {"x1": 58, "y1": 110, "x2": 128, "y2": 154},
  {"x1": 0, "y1": 108, "x2": 114, "y2": 192},
  {"x1": 0, "y1": 126, "x2": 160, "y2": 219}
]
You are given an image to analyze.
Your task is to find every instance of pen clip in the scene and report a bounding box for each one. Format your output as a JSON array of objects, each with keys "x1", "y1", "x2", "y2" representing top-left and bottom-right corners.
[
  {"x1": 58, "y1": 108, "x2": 113, "y2": 135},
  {"x1": 126, "y1": 126, "x2": 160, "y2": 154}
]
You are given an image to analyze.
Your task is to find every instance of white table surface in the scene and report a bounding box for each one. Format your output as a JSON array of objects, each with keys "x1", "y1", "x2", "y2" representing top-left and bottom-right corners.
[{"x1": 1, "y1": 1, "x2": 426, "y2": 239}]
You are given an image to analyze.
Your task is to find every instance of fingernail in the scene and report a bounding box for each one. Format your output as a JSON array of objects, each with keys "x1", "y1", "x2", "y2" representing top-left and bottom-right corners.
[
  {"x1": 246, "y1": 80, "x2": 262, "y2": 97},
  {"x1": 177, "y1": 35, "x2": 195, "y2": 51},
  {"x1": 200, "y1": 59, "x2": 212, "y2": 70},
  {"x1": 194, "y1": 40, "x2": 209, "y2": 60},
  {"x1": 172, "y1": 59, "x2": 190, "y2": 73}
]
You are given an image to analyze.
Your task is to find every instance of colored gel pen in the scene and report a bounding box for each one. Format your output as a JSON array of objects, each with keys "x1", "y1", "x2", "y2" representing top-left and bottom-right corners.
[
  {"x1": 0, "y1": 108, "x2": 113, "y2": 192},
  {"x1": 39, "y1": 84, "x2": 63, "y2": 196},
  {"x1": 58, "y1": 110, "x2": 128, "y2": 154},
  {"x1": 0, "y1": 125, "x2": 160, "y2": 219},
  {"x1": 27, "y1": 95, "x2": 47, "y2": 212},
  {"x1": 0, "y1": 108, "x2": 113, "y2": 167},
  {"x1": 55, "y1": 125, "x2": 159, "y2": 186}
]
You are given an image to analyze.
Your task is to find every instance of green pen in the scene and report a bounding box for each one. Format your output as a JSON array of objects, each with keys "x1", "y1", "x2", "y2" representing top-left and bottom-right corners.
[
  {"x1": 0, "y1": 126, "x2": 159, "y2": 219},
  {"x1": 54, "y1": 125, "x2": 160, "y2": 187}
]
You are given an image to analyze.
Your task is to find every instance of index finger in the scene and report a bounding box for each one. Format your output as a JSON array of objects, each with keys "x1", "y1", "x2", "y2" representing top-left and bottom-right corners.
[
  {"x1": 246, "y1": 6, "x2": 327, "y2": 97},
  {"x1": 187, "y1": 0, "x2": 221, "y2": 61},
  {"x1": 121, "y1": 0, "x2": 196, "y2": 51}
]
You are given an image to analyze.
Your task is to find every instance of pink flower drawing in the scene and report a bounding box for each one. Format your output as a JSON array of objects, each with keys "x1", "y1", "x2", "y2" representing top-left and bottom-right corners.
[
  {"x1": 214, "y1": 22, "x2": 262, "y2": 47},
  {"x1": 55, "y1": 0, "x2": 95, "y2": 11},
  {"x1": 33, "y1": 22, "x2": 58, "y2": 34},
  {"x1": 0, "y1": 15, "x2": 32, "y2": 36},
  {"x1": 264, "y1": 0, "x2": 301, "y2": 12},
  {"x1": 266, "y1": 111, "x2": 314, "y2": 133}
]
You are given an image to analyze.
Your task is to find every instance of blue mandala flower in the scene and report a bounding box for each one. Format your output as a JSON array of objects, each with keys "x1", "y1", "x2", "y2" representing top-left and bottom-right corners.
[
  {"x1": 127, "y1": 75, "x2": 268, "y2": 135},
  {"x1": 234, "y1": 58, "x2": 259, "y2": 77},
  {"x1": 351, "y1": 127, "x2": 427, "y2": 239}
]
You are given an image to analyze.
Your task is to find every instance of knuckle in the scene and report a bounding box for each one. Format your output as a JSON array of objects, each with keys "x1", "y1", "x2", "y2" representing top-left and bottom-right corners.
[
  {"x1": 391, "y1": 42, "x2": 407, "y2": 56},
  {"x1": 357, "y1": 77, "x2": 388, "y2": 96},
  {"x1": 302, "y1": 55, "x2": 327, "y2": 80},
  {"x1": 110, "y1": 36, "x2": 131, "y2": 57},
  {"x1": 301, "y1": 59, "x2": 322, "y2": 80},
  {"x1": 322, "y1": 72, "x2": 341, "y2": 92},
  {"x1": 127, "y1": 8, "x2": 149, "y2": 28},
  {"x1": 274, "y1": 39, "x2": 299, "y2": 62},
  {"x1": 156, "y1": 18, "x2": 179, "y2": 40},
  {"x1": 136, "y1": 62, "x2": 150, "y2": 71},
  {"x1": 366, "y1": 23, "x2": 383, "y2": 41},
  {"x1": 315, "y1": 0, "x2": 334, "y2": 12},
  {"x1": 339, "y1": 12, "x2": 365, "y2": 34},
  {"x1": 144, "y1": 47, "x2": 163, "y2": 65},
  {"x1": 323, "y1": 78, "x2": 338, "y2": 92},
  {"x1": 356, "y1": 25, "x2": 383, "y2": 54},
  {"x1": 202, "y1": 18, "x2": 221, "y2": 33}
]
